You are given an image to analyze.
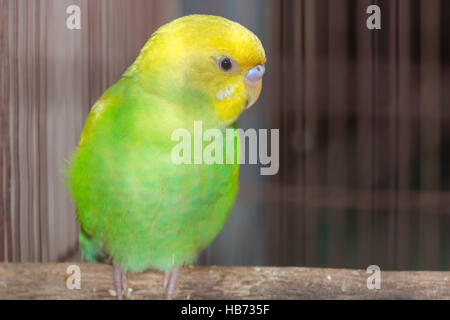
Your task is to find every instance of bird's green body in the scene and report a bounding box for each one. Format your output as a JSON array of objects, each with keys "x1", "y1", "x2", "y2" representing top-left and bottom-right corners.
[{"x1": 67, "y1": 73, "x2": 239, "y2": 273}]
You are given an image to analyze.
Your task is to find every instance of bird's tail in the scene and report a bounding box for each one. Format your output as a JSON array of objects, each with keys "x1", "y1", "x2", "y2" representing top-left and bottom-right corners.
[{"x1": 79, "y1": 230, "x2": 106, "y2": 263}]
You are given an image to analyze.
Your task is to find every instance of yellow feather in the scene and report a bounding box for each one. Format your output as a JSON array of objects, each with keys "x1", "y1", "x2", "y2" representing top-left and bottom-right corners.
[{"x1": 129, "y1": 14, "x2": 266, "y2": 126}]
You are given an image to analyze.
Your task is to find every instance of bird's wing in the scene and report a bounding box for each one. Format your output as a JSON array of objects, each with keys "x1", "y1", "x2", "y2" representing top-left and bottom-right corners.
[{"x1": 78, "y1": 99, "x2": 109, "y2": 148}]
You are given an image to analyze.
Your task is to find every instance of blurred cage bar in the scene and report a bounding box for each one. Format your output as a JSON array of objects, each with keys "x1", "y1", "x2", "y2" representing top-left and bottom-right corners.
[{"x1": 0, "y1": 0, "x2": 448, "y2": 270}]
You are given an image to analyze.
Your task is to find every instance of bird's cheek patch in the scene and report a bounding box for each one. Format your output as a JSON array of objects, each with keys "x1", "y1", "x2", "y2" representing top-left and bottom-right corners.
[{"x1": 216, "y1": 86, "x2": 235, "y2": 101}]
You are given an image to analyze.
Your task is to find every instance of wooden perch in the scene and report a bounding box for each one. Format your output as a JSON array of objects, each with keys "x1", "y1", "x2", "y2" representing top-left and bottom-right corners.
[{"x1": 0, "y1": 263, "x2": 448, "y2": 299}]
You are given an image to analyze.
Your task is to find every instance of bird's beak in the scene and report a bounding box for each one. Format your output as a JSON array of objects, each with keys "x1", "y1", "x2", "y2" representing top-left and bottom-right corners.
[{"x1": 244, "y1": 65, "x2": 265, "y2": 109}]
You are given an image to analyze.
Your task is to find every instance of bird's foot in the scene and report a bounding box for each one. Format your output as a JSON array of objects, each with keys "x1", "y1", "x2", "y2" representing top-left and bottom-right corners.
[
  {"x1": 163, "y1": 267, "x2": 180, "y2": 300},
  {"x1": 113, "y1": 263, "x2": 129, "y2": 300}
]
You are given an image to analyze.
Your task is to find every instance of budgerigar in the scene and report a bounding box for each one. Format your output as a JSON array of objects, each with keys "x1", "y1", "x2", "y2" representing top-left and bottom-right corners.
[{"x1": 66, "y1": 14, "x2": 266, "y2": 299}]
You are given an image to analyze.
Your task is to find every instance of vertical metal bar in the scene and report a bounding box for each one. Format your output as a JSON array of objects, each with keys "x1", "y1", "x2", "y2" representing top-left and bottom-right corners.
[
  {"x1": 355, "y1": 0, "x2": 374, "y2": 268},
  {"x1": 0, "y1": 0, "x2": 10, "y2": 262},
  {"x1": 419, "y1": 0, "x2": 441, "y2": 269},
  {"x1": 303, "y1": 0, "x2": 319, "y2": 266},
  {"x1": 328, "y1": 0, "x2": 349, "y2": 268},
  {"x1": 396, "y1": 0, "x2": 414, "y2": 269}
]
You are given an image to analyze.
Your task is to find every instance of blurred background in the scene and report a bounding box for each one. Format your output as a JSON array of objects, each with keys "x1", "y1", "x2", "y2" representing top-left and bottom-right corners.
[{"x1": 0, "y1": 0, "x2": 448, "y2": 270}]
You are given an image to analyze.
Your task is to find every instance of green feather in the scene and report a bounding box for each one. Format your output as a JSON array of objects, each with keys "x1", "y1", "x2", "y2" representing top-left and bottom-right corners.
[{"x1": 66, "y1": 73, "x2": 240, "y2": 272}]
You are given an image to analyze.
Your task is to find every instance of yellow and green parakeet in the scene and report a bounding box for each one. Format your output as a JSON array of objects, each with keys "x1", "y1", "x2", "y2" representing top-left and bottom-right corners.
[{"x1": 66, "y1": 14, "x2": 266, "y2": 299}]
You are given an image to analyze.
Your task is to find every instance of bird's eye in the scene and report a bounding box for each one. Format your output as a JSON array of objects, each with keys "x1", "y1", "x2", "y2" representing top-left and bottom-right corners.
[{"x1": 218, "y1": 57, "x2": 234, "y2": 72}]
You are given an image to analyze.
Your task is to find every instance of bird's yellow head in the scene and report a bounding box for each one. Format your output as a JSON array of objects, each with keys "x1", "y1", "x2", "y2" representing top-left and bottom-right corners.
[{"x1": 132, "y1": 14, "x2": 266, "y2": 127}]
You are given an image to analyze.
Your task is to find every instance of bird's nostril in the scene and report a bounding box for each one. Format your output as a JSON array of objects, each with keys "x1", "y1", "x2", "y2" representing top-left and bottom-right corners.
[{"x1": 245, "y1": 65, "x2": 265, "y2": 83}]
